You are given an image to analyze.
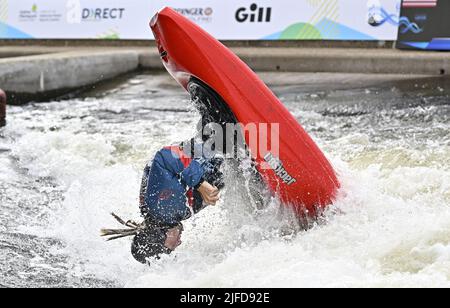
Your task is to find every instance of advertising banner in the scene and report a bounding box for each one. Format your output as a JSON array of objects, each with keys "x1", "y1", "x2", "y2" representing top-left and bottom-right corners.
[
  {"x1": 397, "y1": 0, "x2": 450, "y2": 50},
  {"x1": 0, "y1": 0, "x2": 401, "y2": 40},
  {"x1": 0, "y1": 0, "x2": 151, "y2": 39}
]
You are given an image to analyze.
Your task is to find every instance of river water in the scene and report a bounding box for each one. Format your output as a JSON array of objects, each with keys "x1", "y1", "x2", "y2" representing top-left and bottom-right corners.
[{"x1": 0, "y1": 72, "x2": 449, "y2": 288}]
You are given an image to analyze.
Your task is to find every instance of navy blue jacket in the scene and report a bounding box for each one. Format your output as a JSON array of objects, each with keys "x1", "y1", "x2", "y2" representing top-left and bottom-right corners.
[{"x1": 139, "y1": 146, "x2": 207, "y2": 226}]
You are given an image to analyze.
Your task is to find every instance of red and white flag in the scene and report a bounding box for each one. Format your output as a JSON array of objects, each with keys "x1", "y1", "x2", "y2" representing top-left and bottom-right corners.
[{"x1": 402, "y1": 0, "x2": 438, "y2": 8}]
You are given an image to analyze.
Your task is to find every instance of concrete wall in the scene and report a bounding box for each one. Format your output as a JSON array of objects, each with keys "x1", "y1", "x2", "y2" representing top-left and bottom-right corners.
[
  {"x1": 1, "y1": 45, "x2": 449, "y2": 105},
  {"x1": 228, "y1": 48, "x2": 450, "y2": 75},
  {"x1": 0, "y1": 50, "x2": 139, "y2": 94},
  {"x1": 138, "y1": 47, "x2": 450, "y2": 75}
]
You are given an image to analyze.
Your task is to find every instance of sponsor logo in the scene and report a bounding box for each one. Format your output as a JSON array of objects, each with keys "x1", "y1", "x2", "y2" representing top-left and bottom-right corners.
[
  {"x1": 67, "y1": 0, "x2": 81, "y2": 24},
  {"x1": 18, "y1": 4, "x2": 38, "y2": 22},
  {"x1": 235, "y1": 3, "x2": 272, "y2": 23},
  {"x1": 66, "y1": 0, "x2": 125, "y2": 23},
  {"x1": 264, "y1": 152, "x2": 297, "y2": 186},
  {"x1": 415, "y1": 14, "x2": 427, "y2": 21},
  {"x1": 367, "y1": 0, "x2": 400, "y2": 27},
  {"x1": 81, "y1": 8, "x2": 125, "y2": 21},
  {"x1": 174, "y1": 7, "x2": 213, "y2": 23},
  {"x1": 19, "y1": 4, "x2": 62, "y2": 23}
]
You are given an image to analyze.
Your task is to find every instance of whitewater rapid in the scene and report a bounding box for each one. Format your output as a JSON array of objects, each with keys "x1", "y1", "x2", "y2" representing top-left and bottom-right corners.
[{"x1": 0, "y1": 73, "x2": 449, "y2": 287}]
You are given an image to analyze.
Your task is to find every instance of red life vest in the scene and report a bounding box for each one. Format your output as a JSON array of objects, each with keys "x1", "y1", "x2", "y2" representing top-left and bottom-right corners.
[{"x1": 164, "y1": 146, "x2": 195, "y2": 208}]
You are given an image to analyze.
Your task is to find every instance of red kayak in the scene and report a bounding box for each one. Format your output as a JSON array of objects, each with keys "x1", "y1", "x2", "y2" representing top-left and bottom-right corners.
[{"x1": 150, "y1": 7, "x2": 340, "y2": 217}]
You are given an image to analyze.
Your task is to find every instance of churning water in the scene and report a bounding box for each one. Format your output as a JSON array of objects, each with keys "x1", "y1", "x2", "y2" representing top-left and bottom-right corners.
[{"x1": 0, "y1": 73, "x2": 449, "y2": 288}]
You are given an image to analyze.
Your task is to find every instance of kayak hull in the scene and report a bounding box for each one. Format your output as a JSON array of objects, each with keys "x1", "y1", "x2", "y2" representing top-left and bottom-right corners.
[{"x1": 150, "y1": 7, "x2": 340, "y2": 216}]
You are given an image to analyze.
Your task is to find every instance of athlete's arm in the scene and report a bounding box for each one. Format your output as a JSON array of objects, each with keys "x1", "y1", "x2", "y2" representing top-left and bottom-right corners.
[
  {"x1": 180, "y1": 159, "x2": 205, "y2": 188},
  {"x1": 197, "y1": 181, "x2": 220, "y2": 205}
]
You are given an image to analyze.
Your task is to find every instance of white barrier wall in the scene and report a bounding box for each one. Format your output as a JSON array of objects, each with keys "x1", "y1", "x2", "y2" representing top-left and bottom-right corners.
[{"x1": 0, "y1": 0, "x2": 401, "y2": 40}]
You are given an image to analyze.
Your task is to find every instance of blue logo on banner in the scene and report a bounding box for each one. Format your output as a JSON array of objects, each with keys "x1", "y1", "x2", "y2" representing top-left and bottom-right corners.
[
  {"x1": 399, "y1": 16, "x2": 423, "y2": 34},
  {"x1": 368, "y1": 6, "x2": 399, "y2": 27},
  {"x1": 367, "y1": 5, "x2": 423, "y2": 34}
]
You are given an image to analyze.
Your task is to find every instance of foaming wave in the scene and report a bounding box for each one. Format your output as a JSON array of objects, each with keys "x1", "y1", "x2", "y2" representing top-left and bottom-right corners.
[
  {"x1": 4, "y1": 73, "x2": 449, "y2": 287},
  {"x1": 127, "y1": 149, "x2": 450, "y2": 287},
  {"x1": 11, "y1": 131, "x2": 115, "y2": 187},
  {"x1": 13, "y1": 129, "x2": 449, "y2": 287}
]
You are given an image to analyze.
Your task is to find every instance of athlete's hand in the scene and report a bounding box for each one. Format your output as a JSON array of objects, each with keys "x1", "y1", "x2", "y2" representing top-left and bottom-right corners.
[{"x1": 198, "y1": 181, "x2": 220, "y2": 205}]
